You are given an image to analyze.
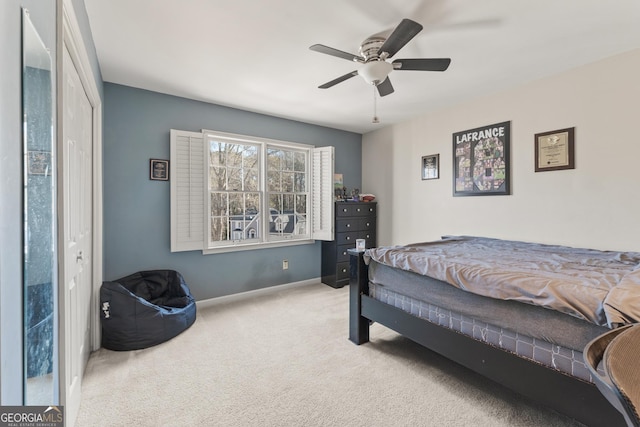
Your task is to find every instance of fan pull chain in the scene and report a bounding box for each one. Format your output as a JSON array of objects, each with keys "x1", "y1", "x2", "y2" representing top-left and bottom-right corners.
[{"x1": 372, "y1": 86, "x2": 380, "y2": 124}]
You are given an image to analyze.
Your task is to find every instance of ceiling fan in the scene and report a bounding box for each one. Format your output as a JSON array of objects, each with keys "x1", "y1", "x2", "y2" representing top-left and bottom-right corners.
[{"x1": 310, "y1": 18, "x2": 451, "y2": 97}]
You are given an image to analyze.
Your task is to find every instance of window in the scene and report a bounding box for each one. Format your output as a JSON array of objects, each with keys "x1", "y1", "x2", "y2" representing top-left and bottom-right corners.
[
  {"x1": 170, "y1": 129, "x2": 334, "y2": 253},
  {"x1": 208, "y1": 139, "x2": 261, "y2": 246},
  {"x1": 266, "y1": 146, "x2": 309, "y2": 241}
]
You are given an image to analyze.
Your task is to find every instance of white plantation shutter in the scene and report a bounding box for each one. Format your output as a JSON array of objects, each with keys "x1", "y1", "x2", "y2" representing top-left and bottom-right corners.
[
  {"x1": 170, "y1": 129, "x2": 205, "y2": 251},
  {"x1": 311, "y1": 146, "x2": 334, "y2": 241}
]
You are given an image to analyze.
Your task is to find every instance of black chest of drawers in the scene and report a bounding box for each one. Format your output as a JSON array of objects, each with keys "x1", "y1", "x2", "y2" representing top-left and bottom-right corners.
[{"x1": 321, "y1": 201, "x2": 376, "y2": 288}]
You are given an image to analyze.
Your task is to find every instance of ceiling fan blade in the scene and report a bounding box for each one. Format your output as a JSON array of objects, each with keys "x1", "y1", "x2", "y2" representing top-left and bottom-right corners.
[
  {"x1": 318, "y1": 71, "x2": 359, "y2": 89},
  {"x1": 378, "y1": 18, "x2": 423, "y2": 58},
  {"x1": 309, "y1": 44, "x2": 362, "y2": 62},
  {"x1": 393, "y1": 58, "x2": 451, "y2": 71},
  {"x1": 376, "y1": 77, "x2": 394, "y2": 97}
]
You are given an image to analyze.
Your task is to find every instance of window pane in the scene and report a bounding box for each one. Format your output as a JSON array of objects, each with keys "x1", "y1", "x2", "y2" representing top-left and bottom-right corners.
[
  {"x1": 267, "y1": 148, "x2": 282, "y2": 170},
  {"x1": 211, "y1": 216, "x2": 229, "y2": 242},
  {"x1": 294, "y1": 214, "x2": 308, "y2": 235},
  {"x1": 284, "y1": 151, "x2": 294, "y2": 171},
  {"x1": 265, "y1": 146, "x2": 309, "y2": 241},
  {"x1": 230, "y1": 217, "x2": 260, "y2": 241},
  {"x1": 269, "y1": 194, "x2": 282, "y2": 214},
  {"x1": 245, "y1": 167, "x2": 259, "y2": 191},
  {"x1": 227, "y1": 146, "x2": 243, "y2": 169},
  {"x1": 235, "y1": 198, "x2": 261, "y2": 240},
  {"x1": 210, "y1": 167, "x2": 227, "y2": 191},
  {"x1": 246, "y1": 193, "x2": 260, "y2": 215},
  {"x1": 229, "y1": 193, "x2": 243, "y2": 216},
  {"x1": 268, "y1": 170, "x2": 280, "y2": 192},
  {"x1": 242, "y1": 145, "x2": 258, "y2": 169},
  {"x1": 283, "y1": 194, "x2": 295, "y2": 213},
  {"x1": 294, "y1": 172, "x2": 305, "y2": 192},
  {"x1": 211, "y1": 193, "x2": 227, "y2": 217},
  {"x1": 282, "y1": 172, "x2": 294, "y2": 192},
  {"x1": 228, "y1": 167, "x2": 243, "y2": 191},
  {"x1": 209, "y1": 142, "x2": 226, "y2": 166},
  {"x1": 294, "y1": 152, "x2": 305, "y2": 172},
  {"x1": 296, "y1": 195, "x2": 307, "y2": 214}
]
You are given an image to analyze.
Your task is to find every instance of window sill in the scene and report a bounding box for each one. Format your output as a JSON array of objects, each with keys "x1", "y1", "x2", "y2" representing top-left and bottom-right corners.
[{"x1": 202, "y1": 239, "x2": 316, "y2": 255}]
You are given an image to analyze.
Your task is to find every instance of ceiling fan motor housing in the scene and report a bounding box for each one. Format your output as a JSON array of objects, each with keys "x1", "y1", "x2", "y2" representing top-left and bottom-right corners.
[
  {"x1": 358, "y1": 36, "x2": 393, "y2": 85},
  {"x1": 359, "y1": 36, "x2": 386, "y2": 60}
]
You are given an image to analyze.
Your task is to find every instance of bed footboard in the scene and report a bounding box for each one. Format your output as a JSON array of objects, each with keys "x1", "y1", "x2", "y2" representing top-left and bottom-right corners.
[{"x1": 347, "y1": 251, "x2": 624, "y2": 427}]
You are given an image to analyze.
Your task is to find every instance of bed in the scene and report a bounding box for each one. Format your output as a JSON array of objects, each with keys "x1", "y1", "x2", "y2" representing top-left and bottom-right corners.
[{"x1": 349, "y1": 236, "x2": 640, "y2": 427}]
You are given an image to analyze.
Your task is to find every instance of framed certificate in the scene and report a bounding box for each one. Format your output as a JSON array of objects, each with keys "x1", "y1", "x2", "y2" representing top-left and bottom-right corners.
[{"x1": 534, "y1": 127, "x2": 575, "y2": 172}]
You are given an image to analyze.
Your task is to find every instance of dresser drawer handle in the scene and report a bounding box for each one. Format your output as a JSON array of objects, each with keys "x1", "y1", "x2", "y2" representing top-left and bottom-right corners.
[
  {"x1": 346, "y1": 236, "x2": 351, "y2": 240},
  {"x1": 357, "y1": 208, "x2": 361, "y2": 212},
  {"x1": 342, "y1": 208, "x2": 348, "y2": 212},
  {"x1": 365, "y1": 222, "x2": 370, "y2": 227},
  {"x1": 342, "y1": 251, "x2": 347, "y2": 256},
  {"x1": 346, "y1": 224, "x2": 351, "y2": 228},
  {"x1": 342, "y1": 268, "x2": 347, "y2": 273}
]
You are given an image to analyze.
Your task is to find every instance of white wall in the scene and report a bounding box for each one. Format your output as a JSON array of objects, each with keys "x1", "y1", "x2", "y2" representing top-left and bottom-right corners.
[{"x1": 363, "y1": 49, "x2": 640, "y2": 252}]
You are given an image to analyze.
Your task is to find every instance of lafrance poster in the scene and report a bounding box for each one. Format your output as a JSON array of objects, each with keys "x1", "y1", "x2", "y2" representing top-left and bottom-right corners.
[{"x1": 453, "y1": 121, "x2": 510, "y2": 196}]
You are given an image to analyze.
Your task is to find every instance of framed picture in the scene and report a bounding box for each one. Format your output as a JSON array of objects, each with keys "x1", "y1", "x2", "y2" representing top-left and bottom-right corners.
[
  {"x1": 453, "y1": 121, "x2": 510, "y2": 196},
  {"x1": 534, "y1": 127, "x2": 575, "y2": 172},
  {"x1": 334, "y1": 173, "x2": 344, "y2": 200},
  {"x1": 421, "y1": 154, "x2": 439, "y2": 180},
  {"x1": 150, "y1": 159, "x2": 169, "y2": 181}
]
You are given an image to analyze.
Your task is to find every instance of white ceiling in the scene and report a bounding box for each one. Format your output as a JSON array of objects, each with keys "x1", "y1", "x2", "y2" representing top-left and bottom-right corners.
[{"x1": 84, "y1": 0, "x2": 640, "y2": 134}]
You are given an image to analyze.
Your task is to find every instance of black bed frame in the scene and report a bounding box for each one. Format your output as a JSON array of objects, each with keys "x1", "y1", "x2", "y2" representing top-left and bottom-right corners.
[{"x1": 347, "y1": 251, "x2": 624, "y2": 427}]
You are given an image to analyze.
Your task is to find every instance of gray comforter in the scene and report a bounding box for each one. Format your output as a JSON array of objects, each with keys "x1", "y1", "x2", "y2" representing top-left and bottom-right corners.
[{"x1": 365, "y1": 236, "x2": 640, "y2": 327}]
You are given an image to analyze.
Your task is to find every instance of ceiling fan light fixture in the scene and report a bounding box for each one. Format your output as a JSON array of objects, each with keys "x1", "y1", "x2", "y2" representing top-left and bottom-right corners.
[{"x1": 358, "y1": 61, "x2": 393, "y2": 85}]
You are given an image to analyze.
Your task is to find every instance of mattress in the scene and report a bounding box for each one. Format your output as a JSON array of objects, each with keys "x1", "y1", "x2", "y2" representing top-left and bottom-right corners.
[
  {"x1": 368, "y1": 261, "x2": 609, "y2": 382},
  {"x1": 366, "y1": 236, "x2": 640, "y2": 327}
]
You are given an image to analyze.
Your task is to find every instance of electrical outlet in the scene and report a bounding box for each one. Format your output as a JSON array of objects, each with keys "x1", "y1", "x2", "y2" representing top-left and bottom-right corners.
[{"x1": 282, "y1": 259, "x2": 289, "y2": 270}]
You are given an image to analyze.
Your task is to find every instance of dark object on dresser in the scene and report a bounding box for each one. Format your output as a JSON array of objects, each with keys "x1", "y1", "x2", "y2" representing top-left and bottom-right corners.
[
  {"x1": 321, "y1": 201, "x2": 376, "y2": 288},
  {"x1": 100, "y1": 269, "x2": 197, "y2": 351}
]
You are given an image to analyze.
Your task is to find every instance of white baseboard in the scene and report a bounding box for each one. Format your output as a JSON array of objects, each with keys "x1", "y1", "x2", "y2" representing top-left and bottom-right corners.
[{"x1": 195, "y1": 277, "x2": 322, "y2": 309}]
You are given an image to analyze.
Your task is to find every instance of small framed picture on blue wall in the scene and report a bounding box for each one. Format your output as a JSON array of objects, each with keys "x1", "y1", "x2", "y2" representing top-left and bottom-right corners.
[{"x1": 150, "y1": 159, "x2": 169, "y2": 181}]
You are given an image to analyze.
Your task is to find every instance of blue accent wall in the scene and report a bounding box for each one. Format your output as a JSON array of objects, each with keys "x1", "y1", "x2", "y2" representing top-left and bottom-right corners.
[{"x1": 103, "y1": 83, "x2": 362, "y2": 300}]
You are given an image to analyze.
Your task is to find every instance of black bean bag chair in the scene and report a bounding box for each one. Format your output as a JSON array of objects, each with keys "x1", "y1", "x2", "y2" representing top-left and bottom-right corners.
[{"x1": 100, "y1": 269, "x2": 196, "y2": 351}]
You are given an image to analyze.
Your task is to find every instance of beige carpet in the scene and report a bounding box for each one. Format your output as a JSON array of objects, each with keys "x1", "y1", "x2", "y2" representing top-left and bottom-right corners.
[{"x1": 76, "y1": 282, "x2": 585, "y2": 427}]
